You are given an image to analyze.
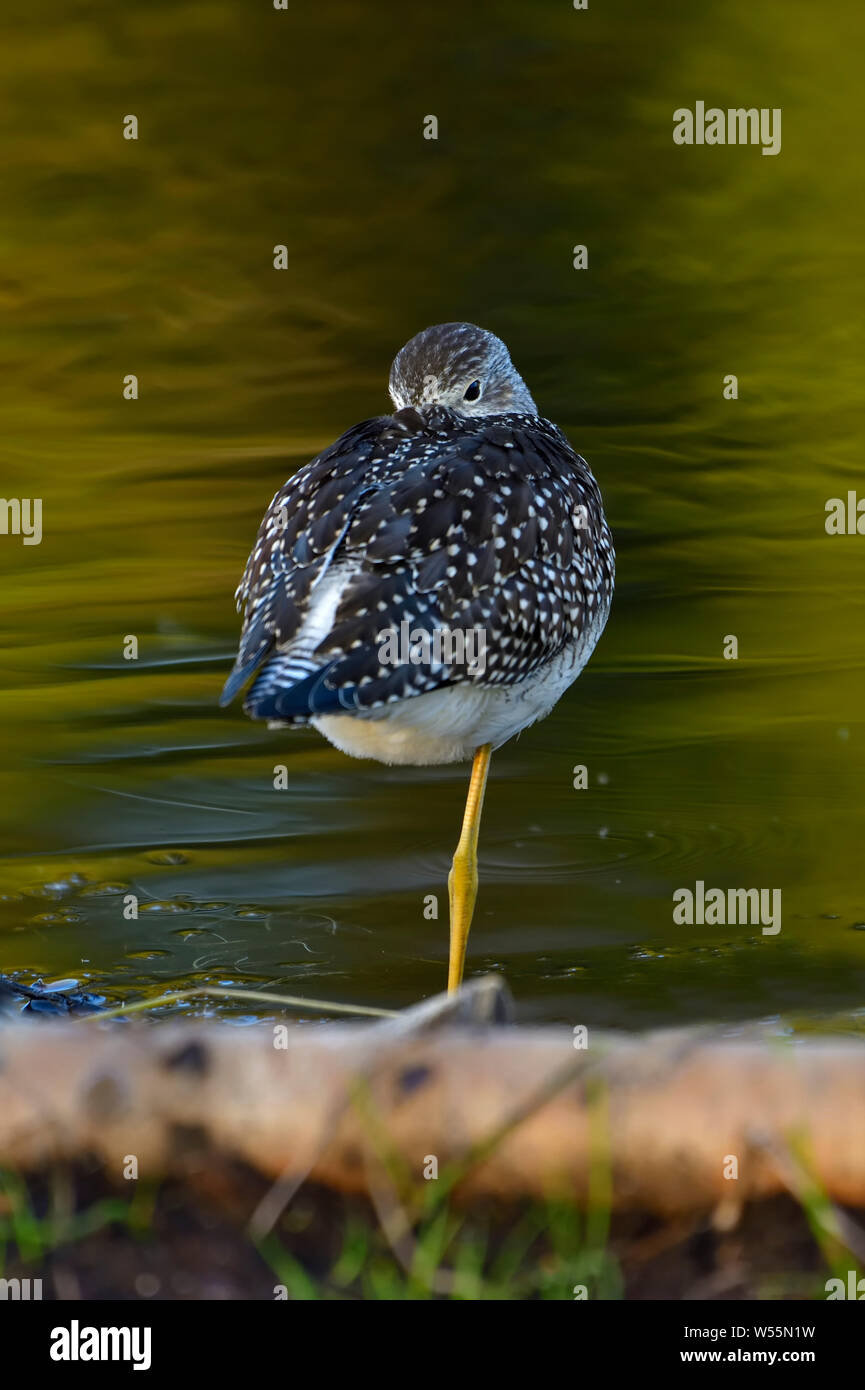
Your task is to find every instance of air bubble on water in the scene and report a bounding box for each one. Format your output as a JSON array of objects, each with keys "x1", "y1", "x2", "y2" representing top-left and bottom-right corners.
[
  {"x1": 24, "y1": 884, "x2": 65, "y2": 901},
  {"x1": 139, "y1": 899, "x2": 195, "y2": 914}
]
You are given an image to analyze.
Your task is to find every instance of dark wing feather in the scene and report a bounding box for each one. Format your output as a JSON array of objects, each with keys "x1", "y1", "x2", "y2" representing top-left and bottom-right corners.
[
  {"x1": 218, "y1": 418, "x2": 386, "y2": 707},
  {"x1": 221, "y1": 405, "x2": 614, "y2": 722}
]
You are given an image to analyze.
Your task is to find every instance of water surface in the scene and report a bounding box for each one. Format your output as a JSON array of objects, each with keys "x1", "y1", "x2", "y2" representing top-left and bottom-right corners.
[{"x1": 1, "y1": 0, "x2": 863, "y2": 1028}]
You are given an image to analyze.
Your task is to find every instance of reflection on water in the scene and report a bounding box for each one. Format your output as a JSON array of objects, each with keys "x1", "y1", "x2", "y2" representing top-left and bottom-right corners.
[{"x1": 0, "y1": 0, "x2": 863, "y2": 1026}]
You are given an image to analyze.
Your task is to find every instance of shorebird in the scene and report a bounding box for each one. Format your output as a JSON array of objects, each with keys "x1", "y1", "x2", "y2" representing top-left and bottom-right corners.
[{"x1": 220, "y1": 323, "x2": 614, "y2": 991}]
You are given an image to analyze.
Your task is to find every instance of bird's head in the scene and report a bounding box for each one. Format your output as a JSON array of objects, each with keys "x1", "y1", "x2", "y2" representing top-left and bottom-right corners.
[{"x1": 388, "y1": 322, "x2": 537, "y2": 419}]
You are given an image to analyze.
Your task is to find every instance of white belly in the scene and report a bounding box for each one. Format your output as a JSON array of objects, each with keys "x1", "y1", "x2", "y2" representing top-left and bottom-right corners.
[{"x1": 312, "y1": 633, "x2": 597, "y2": 765}]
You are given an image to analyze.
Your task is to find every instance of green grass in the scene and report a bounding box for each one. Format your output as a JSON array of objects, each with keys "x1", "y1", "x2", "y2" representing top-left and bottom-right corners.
[
  {"x1": 0, "y1": 1167, "x2": 132, "y2": 1272},
  {"x1": 258, "y1": 1197, "x2": 622, "y2": 1301}
]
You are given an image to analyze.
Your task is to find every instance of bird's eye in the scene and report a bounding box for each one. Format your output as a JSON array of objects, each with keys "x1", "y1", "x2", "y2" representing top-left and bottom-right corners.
[{"x1": 463, "y1": 380, "x2": 482, "y2": 402}]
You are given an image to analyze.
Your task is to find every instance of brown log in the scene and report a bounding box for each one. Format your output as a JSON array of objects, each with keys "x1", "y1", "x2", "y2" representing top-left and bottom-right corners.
[{"x1": 0, "y1": 979, "x2": 863, "y2": 1216}]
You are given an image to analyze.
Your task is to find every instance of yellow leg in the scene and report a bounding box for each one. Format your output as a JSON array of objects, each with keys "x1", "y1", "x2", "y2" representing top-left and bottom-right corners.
[{"x1": 447, "y1": 743, "x2": 492, "y2": 993}]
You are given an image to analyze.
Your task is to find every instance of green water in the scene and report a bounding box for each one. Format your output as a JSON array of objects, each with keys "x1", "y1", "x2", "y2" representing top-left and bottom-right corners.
[{"x1": 0, "y1": 0, "x2": 863, "y2": 1027}]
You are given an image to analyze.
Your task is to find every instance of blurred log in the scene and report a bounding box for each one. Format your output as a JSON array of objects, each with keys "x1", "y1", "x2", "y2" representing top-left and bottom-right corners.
[{"x1": 0, "y1": 978, "x2": 864, "y2": 1215}]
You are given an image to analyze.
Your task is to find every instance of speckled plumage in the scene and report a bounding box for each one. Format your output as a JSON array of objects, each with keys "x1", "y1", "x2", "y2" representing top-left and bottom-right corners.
[{"x1": 221, "y1": 324, "x2": 614, "y2": 764}]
